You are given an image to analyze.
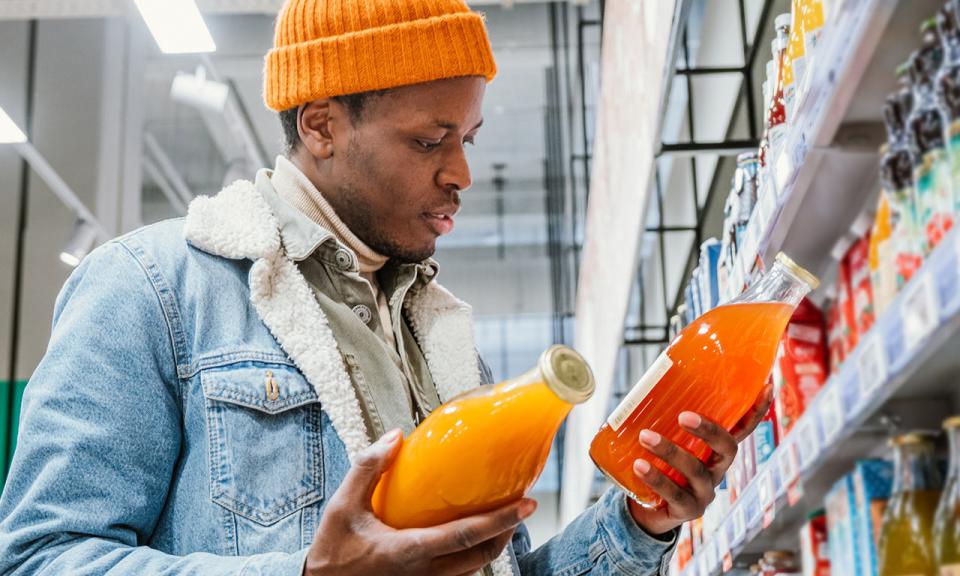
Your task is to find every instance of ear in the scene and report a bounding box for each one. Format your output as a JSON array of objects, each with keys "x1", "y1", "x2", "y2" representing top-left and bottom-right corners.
[{"x1": 298, "y1": 100, "x2": 339, "y2": 160}]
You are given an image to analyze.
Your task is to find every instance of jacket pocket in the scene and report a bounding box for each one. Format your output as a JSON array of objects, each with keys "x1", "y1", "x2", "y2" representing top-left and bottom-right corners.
[{"x1": 201, "y1": 361, "x2": 324, "y2": 525}]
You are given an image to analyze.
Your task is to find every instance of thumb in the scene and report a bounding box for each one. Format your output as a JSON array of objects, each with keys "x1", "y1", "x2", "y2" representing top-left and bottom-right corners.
[{"x1": 341, "y1": 428, "x2": 404, "y2": 506}]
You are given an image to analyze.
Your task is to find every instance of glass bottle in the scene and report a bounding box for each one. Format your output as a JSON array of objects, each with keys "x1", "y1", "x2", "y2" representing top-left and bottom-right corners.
[
  {"x1": 908, "y1": 21, "x2": 953, "y2": 256},
  {"x1": 878, "y1": 433, "x2": 943, "y2": 576},
  {"x1": 765, "y1": 15, "x2": 791, "y2": 167},
  {"x1": 590, "y1": 253, "x2": 818, "y2": 507},
  {"x1": 934, "y1": 416, "x2": 960, "y2": 575},
  {"x1": 937, "y1": 2, "x2": 960, "y2": 208},
  {"x1": 372, "y1": 345, "x2": 594, "y2": 528},
  {"x1": 883, "y1": 81, "x2": 924, "y2": 288},
  {"x1": 784, "y1": 0, "x2": 805, "y2": 120}
]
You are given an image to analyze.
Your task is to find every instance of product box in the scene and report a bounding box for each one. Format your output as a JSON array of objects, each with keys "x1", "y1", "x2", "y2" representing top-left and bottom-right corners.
[
  {"x1": 699, "y1": 239, "x2": 721, "y2": 312},
  {"x1": 825, "y1": 474, "x2": 859, "y2": 576},
  {"x1": 824, "y1": 287, "x2": 845, "y2": 375},
  {"x1": 845, "y1": 214, "x2": 876, "y2": 337},
  {"x1": 800, "y1": 510, "x2": 831, "y2": 576},
  {"x1": 851, "y1": 459, "x2": 894, "y2": 576},
  {"x1": 754, "y1": 396, "x2": 778, "y2": 465},
  {"x1": 773, "y1": 298, "x2": 829, "y2": 438},
  {"x1": 836, "y1": 255, "x2": 859, "y2": 357}
]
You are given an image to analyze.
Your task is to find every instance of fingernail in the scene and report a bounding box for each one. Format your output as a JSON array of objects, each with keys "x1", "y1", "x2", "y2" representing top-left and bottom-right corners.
[
  {"x1": 639, "y1": 429, "x2": 661, "y2": 446},
  {"x1": 381, "y1": 428, "x2": 402, "y2": 444},
  {"x1": 679, "y1": 412, "x2": 702, "y2": 428},
  {"x1": 634, "y1": 459, "x2": 651, "y2": 474},
  {"x1": 519, "y1": 499, "x2": 538, "y2": 518}
]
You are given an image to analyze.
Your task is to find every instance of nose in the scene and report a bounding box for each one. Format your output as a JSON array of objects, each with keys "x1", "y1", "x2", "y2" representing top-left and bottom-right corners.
[{"x1": 437, "y1": 144, "x2": 473, "y2": 193}]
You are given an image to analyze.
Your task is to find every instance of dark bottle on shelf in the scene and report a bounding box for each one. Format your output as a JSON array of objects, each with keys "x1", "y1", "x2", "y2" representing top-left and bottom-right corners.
[
  {"x1": 937, "y1": 2, "x2": 960, "y2": 208},
  {"x1": 908, "y1": 20, "x2": 954, "y2": 256},
  {"x1": 882, "y1": 87, "x2": 923, "y2": 288}
]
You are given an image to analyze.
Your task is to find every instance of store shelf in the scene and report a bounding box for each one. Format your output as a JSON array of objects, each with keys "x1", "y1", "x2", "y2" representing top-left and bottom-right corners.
[
  {"x1": 732, "y1": 0, "x2": 944, "y2": 286},
  {"x1": 683, "y1": 224, "x2": 960, "y2": 576}
]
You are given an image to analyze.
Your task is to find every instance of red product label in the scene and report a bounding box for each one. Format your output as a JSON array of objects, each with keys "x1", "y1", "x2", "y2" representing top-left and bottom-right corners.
[
  {"x1": 825, "y1": 299, "x2": 844, "y2": 374},
  {"x1": 845, "y1": 232, "x2": 875, "y2": 336},
  {"x1": 836, "y1": 258, "x2": 859, "y2": 356},
  {"x1": 774, "y1": 299, "x2": 828, "y2": 438}
]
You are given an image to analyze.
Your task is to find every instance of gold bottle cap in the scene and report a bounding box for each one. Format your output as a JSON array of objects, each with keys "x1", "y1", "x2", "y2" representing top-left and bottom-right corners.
[
  {"x1": 539, "y1": 345, "x2": 595, "y2": 405},
  {"x1": 775, "y1": 252, "x2": 820, "y2": 290},
  {"x1": 889, "y1": 432, "x2": 933, "y2": 447},
  {"x1": 944, "y1": 415, "x2": 960, "y2": 429}
]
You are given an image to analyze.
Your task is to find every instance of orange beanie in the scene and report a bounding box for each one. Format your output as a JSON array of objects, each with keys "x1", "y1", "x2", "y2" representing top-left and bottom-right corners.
[{"x1": 264, "y1": 0, "x2": 498, "y2": 111}]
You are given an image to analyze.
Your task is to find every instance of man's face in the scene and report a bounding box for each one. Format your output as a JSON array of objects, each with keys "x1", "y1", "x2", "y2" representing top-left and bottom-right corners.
[{"x1": 322, "y1": 76, "x2": 486, "y2": 263}]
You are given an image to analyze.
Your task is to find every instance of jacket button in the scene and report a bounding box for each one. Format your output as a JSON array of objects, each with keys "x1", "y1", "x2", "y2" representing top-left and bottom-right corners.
[
  {"x1": 334, "y1": 249, "x2": 354, "y2": 271},
  {"x1": 352, "y1": 304, "x2": 373, "y2": 324}
]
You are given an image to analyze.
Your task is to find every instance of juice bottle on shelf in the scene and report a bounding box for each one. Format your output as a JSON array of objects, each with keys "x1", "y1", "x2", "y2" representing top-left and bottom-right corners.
[
  {"x1": 802, "y1": 0, "x2": 825, "y2": 66},
  {"x1": 878, "y1": 433, "x2": 943, "y2": 576},
  {"x1": 589, "y1": 253, "x2": 818, "y2": 507},
  {"x1": 372, "y1": 345, "x2": 594, "y2": 528},
  {"x1": 933, "y1": 416, "x2": 960, "y2": 575},
  {"x1": 937, "y1": 2, "x2": 960, "y2": 207},
  {"x1": 767, "y1": 15, "x2": 791, "y2": 164},
  {"x1": 784, "y1": 0, "x2": 805, "y2": 120},
  {"x1": 908, "y1": 21, "x2": 954, "y2": 256},
  {"x1": 882, "y1": 87, "x2": 924, "y2": 287},
  {"x1": 870, "y1": 184, "x2": 897, "y2": 315}
]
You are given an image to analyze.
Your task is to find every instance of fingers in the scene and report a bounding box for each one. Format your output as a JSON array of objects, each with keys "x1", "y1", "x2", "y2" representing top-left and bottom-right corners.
[
  {"x1": 638, "y1": 429, "x2": 715, "y2": 502},
  {"x1": 408, "y1": 499, "x2": 536, "y2": 557},
  {"x1": 730, "y1": 383, "x2": 774, "y2": 442},
  {"x1": 431, "y1": 529, "x2": 517, "y2": 576},
  {"x1": 338, "y1": 429, "x2": 404, "y2": 508},
  {"x1": 631, "y1": 458, "x2": 703, "y2": 518},
  {"x1": 678, "y1": 413, "x2": 739, "y2": 483}
]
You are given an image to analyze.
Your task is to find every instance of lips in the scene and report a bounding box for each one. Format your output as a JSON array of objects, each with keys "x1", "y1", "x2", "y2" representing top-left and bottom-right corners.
[{"x1": 424, "y1": 212, "x2": 455, "y2": 236}]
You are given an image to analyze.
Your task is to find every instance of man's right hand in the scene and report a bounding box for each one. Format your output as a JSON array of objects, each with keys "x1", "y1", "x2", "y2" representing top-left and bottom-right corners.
[{"x1": 304, "y1": 428, "x2": 537, "y2": 576}]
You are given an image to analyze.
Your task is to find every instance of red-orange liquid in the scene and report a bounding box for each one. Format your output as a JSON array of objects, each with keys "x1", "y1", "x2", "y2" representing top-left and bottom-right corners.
[{"x1": 590, "y1": 301, "x2": 795, "y2": 507}]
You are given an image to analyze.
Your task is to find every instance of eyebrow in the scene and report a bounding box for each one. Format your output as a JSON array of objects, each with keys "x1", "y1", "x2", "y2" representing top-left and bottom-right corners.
[{"x1": 435, "y1": 118, "x2": 484, "y2": 131}]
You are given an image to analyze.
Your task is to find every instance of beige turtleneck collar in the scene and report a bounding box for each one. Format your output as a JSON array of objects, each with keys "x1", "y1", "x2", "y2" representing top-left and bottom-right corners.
[{"x1": 271, "y1": 155, "x2": 389, "y2": 274}]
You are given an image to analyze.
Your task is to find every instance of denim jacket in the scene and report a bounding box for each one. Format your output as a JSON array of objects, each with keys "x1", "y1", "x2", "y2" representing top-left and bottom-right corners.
[{"x1": 0, "y1": 172, "x2": 676, "y2": 575}]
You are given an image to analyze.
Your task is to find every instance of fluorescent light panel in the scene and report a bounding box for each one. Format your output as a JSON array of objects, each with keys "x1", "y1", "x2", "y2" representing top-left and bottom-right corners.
[
  {"x1": 0, "y1": 105, "x2": 27, "y2": 144},
  {"x1": 134, "y1": 0, "x2": 216, "y2": 54}
]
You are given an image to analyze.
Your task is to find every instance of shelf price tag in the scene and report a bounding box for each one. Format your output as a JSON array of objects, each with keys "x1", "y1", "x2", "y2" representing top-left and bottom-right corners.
[
  {"x1": 775, "y1": 150, "x2": 794, "y2": 197},
  {"x1": 901, "y1": 273, "x2": 938, "y2": 352},
  {"x1": 733, "y1": 505, "x2": 746, "y2": 545},
  {"x1": 758, "y1": 187, "x2": 777, "y2": 234},
  {"x1": 718, "y1": 527, "x2": 732, "y2": 572},
  {"x1": 759, "y1": 468, "x2": 777, "y2": 527},
  {"x1": 857, "y1": 334, "x2": 887, "y2": 401},
  {"x1": 795, "y1": 418, "x2": 820, "y2": 470},
  {"x1": 819, "y1": 386, "x2": 844, "y2": 442}
]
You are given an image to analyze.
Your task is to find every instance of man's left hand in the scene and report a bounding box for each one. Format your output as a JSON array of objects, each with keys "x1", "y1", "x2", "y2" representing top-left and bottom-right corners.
[{"x1": 626, "y1": 383, "x2": 774, "y2": 536}]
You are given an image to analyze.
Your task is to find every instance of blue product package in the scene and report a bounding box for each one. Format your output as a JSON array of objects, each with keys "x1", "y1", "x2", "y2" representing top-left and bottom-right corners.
[
  {"x1": 753, "y1": 419, "x2": 777, "y2": 465},
  {"x1": 826, "y1": 474, "x2": 859, "y2": 576},
  {"x1": 699, "y1": 239, "x2": 721, "y2": 311},
  {"x1": 684, "y1": 283, "x2": 696, "y2": 325},
  {"x1": 851, "y1": 459, "x2": 894, "y2": 576}
]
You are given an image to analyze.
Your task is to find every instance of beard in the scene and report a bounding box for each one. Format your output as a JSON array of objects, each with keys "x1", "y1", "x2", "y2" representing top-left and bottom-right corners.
[{"x1": 333, "y1": 184, "x2": 437, "y2": 264}]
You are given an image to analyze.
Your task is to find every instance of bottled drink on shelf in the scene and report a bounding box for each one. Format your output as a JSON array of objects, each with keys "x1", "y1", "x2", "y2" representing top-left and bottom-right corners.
[
  {"x1": 934, "y1": 416, "x2": 960, "y2": 575},
  {"x1": 878, "y1": 433, "x2": 943, "y2": 576},
  {"x1": 589, "y1": 254, "x2": 818, "y2": 507},
  {"x1": 759, "y1": 550, "x2": 800, "y2": 575},
  {"x1": 908, "y1": 20, "x2": 954, "y2": 256},
  {"x1": 801, "y1": 0, "x2": 825, "y2": 67},
  {"x1": 937, "y1": 2, "x2": 960, "y2": 208},
  {"x1": 785, "y1": 0, "x2": 805, "y2": 119},
  {"x1": 372, "y1": 345, "x2": 594, "y2": 528},
  {"x1": 882, "y1": 85, "x2": 924, "y2": 287},
  {"x1": 734, "y1": 151, "x2": 760, "y2": 250},
  {"x1": 764, "y1": 15, "x2": 791, "y2": 168}
]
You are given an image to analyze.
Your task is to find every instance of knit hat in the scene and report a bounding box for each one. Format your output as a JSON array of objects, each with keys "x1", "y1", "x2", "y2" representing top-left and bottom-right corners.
[{"x1": 264, "y1": 0, "x2": 498, "y2": 111}]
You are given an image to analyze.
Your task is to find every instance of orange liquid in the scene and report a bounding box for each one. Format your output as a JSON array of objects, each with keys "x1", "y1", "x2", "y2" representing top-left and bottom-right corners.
[
  {"x1": 372, "y1": 377, "x2": 571, "y2": 528},
  {"x1": 590, "y1": 301, "x2": 794, "y2": 507}
]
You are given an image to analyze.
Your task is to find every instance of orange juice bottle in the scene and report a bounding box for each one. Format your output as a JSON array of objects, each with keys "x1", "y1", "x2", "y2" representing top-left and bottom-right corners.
[
  {"x1": 590, "y1": 253, "x2": 818, "y2": 507},
  {"x1": 372, "y1": 345, "x2": 594, "y2": 528}
]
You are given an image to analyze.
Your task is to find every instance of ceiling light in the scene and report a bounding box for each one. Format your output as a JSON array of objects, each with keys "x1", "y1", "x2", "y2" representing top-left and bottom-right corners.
[
  {"x1": 170, "y1": 66, "x2": 229, "y2": 113},
  {"x1": 134, "y1": 0, "x2": 216, "y2": 54},
  {"x1": 59, "y1": 220, "x2": 99, "y2": 268},
  {"x1": 0, "y1": 104, "x2": 27, "y2": 144}
]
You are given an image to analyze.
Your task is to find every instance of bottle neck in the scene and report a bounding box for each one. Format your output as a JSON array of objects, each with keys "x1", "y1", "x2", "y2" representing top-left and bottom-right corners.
[
  {"x1": 948, "y1": 427, "x2": 960, "y2": 479},
  {"x1": 892, "y1": 442, "x2": 942, "y2": 494},
  {"x1": 735, "y1": 261, "x2": 812, "y2": 307}
]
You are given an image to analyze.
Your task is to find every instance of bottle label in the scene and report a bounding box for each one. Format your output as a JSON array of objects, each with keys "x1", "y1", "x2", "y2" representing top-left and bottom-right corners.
[
  {"x1": 950, "y1": 126, "x2": 960, "y2": 212},
  {"x1": 914, "y1": 149, "x2": 954, "y2": 254},
  {"x1": 608, "y1": 350, "x2": 674, "y2": 431}
]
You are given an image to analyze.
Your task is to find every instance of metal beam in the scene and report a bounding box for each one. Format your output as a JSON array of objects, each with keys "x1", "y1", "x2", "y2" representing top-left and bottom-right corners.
[
  {"x1": 659, "y1": 139, "x2": 760, "y2": 156},
  {"x1": 143, "y1": 132, "x2": 195, "y2": 208}
]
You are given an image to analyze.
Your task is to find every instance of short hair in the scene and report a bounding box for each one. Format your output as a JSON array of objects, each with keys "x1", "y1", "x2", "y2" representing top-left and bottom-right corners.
[{"x1": 279, "y1": 89, "x2": 389, "y2": 155}]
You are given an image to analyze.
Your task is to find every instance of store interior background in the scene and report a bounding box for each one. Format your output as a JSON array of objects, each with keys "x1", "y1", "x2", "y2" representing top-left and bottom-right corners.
[{"x1": 6, "y1": 0, "x2": 959, "y2": 560}]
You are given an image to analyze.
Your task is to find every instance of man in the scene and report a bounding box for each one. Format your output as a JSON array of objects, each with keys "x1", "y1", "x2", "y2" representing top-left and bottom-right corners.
[{"x1": 0, "y1": 1, "x2": 771, "y2": 574}]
